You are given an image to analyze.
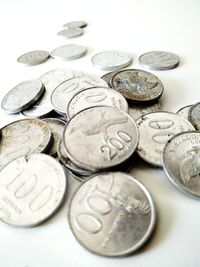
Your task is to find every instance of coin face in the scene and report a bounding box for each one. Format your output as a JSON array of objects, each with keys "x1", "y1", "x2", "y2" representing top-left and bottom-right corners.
[
  {"x1": 1, "y1": 79, "x2": 44, "y2": 114},
  {"x1": 67, "y1": 87, "x2": 128, "y2": 118},
  {"x1": 163, "y1": 131, "x2": 200, "y2": 198},
  {"x1": 177, "y1": 104, "x2": 193, "y2": 121},
  {"x1": 17, "y1": 50, "x2": 50, "y2": 65},
  {"x1": 111, "y1": 69, "x2": 164, "y2": 103},
  {"x1": 188, "y1": 102, "x2": 200, "y2": 130},
  {"x1": 137, "y1": 112, "x2": 195, "y2": 167},
  {"x1": 69, "y1": 172, "x2": 156, "y2": 256},
  {"x1": 51, "y1": 76, "x2": 108, "y2": 115},
  {"x1": 129, "y1": 101, "x2": 161, "y2": 121},
  {"x1": 0, "y1": 119, "x2": 52, "y2": 169},
  {"x1": 63, "y1": 20, "x2": 87, "y2": 28},
  {"x1": 57, "y1": 28, "x2": 83, "y2": 38},
  {"x1": 63, "y1": 106, "x2": 139, "y2": 172},
  {"x1": 101, "y1": 71, "x2": 117, "y2": 87},
  {"x1": 139, "y1": 51, "x2": 179, "y2": 70},
  {"x1": 91, "y1": 50, "x2": 133, "y2": 71},
  {"x1": 0, "y1": 153, "x2": 67, "y2": 227},
  {"x1": 51, "y1": 44, "x2": 87, "y2": 60}
]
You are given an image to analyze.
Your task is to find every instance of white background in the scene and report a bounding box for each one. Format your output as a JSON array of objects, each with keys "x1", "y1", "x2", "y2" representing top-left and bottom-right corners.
[{"x1": 0, "y1": 0, "x2": 200, "y2": 266}]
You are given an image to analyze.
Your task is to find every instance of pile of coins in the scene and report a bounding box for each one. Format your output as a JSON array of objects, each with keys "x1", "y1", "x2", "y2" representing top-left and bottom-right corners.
[{"x1": 58, "y1": 20, "x2": 87, "y2": 39}]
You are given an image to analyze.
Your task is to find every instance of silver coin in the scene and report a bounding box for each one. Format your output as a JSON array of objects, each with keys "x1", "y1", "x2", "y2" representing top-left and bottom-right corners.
[
  {"x1": 69, "y1": 172, "x2": 156, "y2": 256},
  {"x1": 63, "y1": 106, "x2": 139, "y2": 172},
  {"x1": 1, "y1": 79, "x2": 44, "y2": 114},
  {"x1": 0, "y1": 153, "x2": 67, "y2": 227},
  {"x1": 177, "y1": 104, "x2": 193, "y2": 121},
  {"x1": 163, "y1": 131, "x2": 200, "y2": 198},
  {"x1": 67, "y1": 87, "x2": 129, "y2": 118},
  {"x1": 129, "y1": 101, "x2": 161, "y2": 121},
  {"x1": 43, "y1": 118, "x2": 66, "y2": 157},
  {"x1": 91, "y1": 50, "x2": 133, "y2": 71},
  {"x1": 51, "y1": 44, "x2": 87, "y2": 61},
  {"x1": 0, "y1": 118, "x2": 52, "y2": 169},
  {"x1": 57, "y1": 28, "x2": 83, "y2": 38},
  {"x1": 139, "y1": 51, "x2": 179, "y2": 71},
  {"x1": 17, "y1": 50, "x2": 50, "y2": 65},
  {"x1": 188, "y1": 102, "x2": 200, "y2": 130},
  {"x1": 63, "y1": 20, "x2": 87, "y2": 28},
  {"x1": 51, "y1": 76, "x2": 108, "y2": 115},
  {"x1": 111, "y1": 69, "x2": 164, "y2": 103},
  {"x1": 101, "y1": 71, "x2": 117, "y2": 87},
  {"x1": 137, "y1": 111, "x2": 195, "y2": 167}
]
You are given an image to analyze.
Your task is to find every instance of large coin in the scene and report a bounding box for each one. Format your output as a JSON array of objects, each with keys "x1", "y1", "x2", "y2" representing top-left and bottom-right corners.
[
  {"x1": 177, "y1": 104, "x2": 193, "y2": 121},
  {"x1": 67, "y1": 87, "x2": 128, "y2": 118},
  {"x1": 17, "y1": 50, "x2": 50, "y2": 65},
  {"x1": 163, "y1": 131, "x2": 200, "y2": 198},
  {"x1": 51, "y1": 44, "x2": 87, "y2": 60},
  {"x1": 1, "y1": 79, "x2": 44, "y2": 114},
  {"x1": 129, "y1": 101, "x2": 161, "y2": 121},
  {"x1": 63, "y1": 106, "x2": 139, "y2": 172},
  {"x1": 0, "y1": 118, "x2": 52, "y2": 169},
  {"x1": 0, "y1": 153, "x2": 67, "y2": 227},
  {"x1": 111, "y1": 69, "x2": 164, "y2": 103},
  {"x1": 136, "y1": 112, "x2": 195, "y2": 167},
  {"x1": 139, "y1": 51, "x2": 179, "y2": 70},
  {"x1": 188, "y1": 102, "x2": 200, "y2": 130},
  {"x1": 69, "y1": 172, "x2": 156, "y2": 256}
]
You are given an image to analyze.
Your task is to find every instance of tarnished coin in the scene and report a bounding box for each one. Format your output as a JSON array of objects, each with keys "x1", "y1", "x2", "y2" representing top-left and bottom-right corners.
[
  {"x1": 0, "y1": 153, "x2": 67, "y2": 227},
  {"x1": 139, "y1": 51, "x2": 179, "y2": 70},
  {"x1": 101, "y1": 71, "x2": 117, "y2": 87},
  {"x1": 51, "y1": 44, "x2": 87, "y2": 61},
  {"x1": 0, "y1": 118, "x2": 52, "y2": 169},
  {"x1": 43, "y1": 118, "x2": 66, "y2": 157},
  {"x1": 67, "y1": 87, "x2": 129, "y2": 118},
  {"x1": 188, "y1": 102, "x2": 200, "y2": 130},
  {"x1": 63, "y1": 20, "x2": 87, "y2": 28},
  {"x1": 137, "y1": 112, "x2": 195, "y2": 167},
  {"x1": 129, "y1": 101, "x2": 161, "y2": 121},
  {"x1": 177, "y1": 104, "x2": 193, "y2": 121},
  {"x1": 51, "y1": 76, "x2": 108, "y2": 115},
  {"x1": 17, "y1": 50, "x2": 50, "y2": 65},
  {"x1": 1, "y1": 79, "x2": 44, "y2": 114},
  {"x1": 69, "y1": 172, "x2": 156, "y2": 256},
  {"x1": 63, "y1": 106, "x2": 139, "y2": 172},
  {"x1": 163, "y1": 131, "x2": 200, "y2": 198},
  {"x1": 91, "y1": 50, "x2": 133, "y2": 71},
  {"x1": 111, "y1": 69, "x2": 164, "y2": 103},
  {"x1": 57, "y1": 28, "x2": 83, "y2": 38}
]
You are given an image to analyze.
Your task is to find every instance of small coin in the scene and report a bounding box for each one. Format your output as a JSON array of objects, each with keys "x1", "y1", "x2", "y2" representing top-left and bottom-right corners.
[
  {"x1": 101, "y1": 71, "x2": 117, "y2": 87},
  {"x1": 111, "y1": 69, "x2": 164, "y2": 103},
  {"x1": 0, "y1": 118, "x2": 52, "y2": 169},
  {"x1": 63, "y1": 20, "x2": 87, "y2": 28},
  {"x1": 69, "y1": 172, "x2": 156, "y2": 256},
  {"x1": 1, "y1": 79, "x2": 44, "y2": 114},
  {"x1": 63, "y1": 106, "x2": 139, "y2": 172},
  {"x1": 67, "y1": 86, "x2": 129, "y2": 118},
  {"x1": 57, "y1": 28, "x2": 83, "y2": 38},
  {"x1": 188, "y1": 102, "x2": 200, "y2": 130},
  {"x1": 91, "y1": 50, "x2": 133, "y2": 71},
  {"x1": 139, "y1": 51, "x2": 179, "y2": 71},
  {"x1": 136, "y1": 111, "x2": 195, "y2": 167},
  {"x1": 17, "y1": 50, "x2": 50, "y2": 65},
  {"x1": 43, "y1": 118, "x2": 66, "y2": 157},
  {"x1": 51, "y1": 76, "x2": 108, "y2": 115},
  {"x1": 51, "y1": 44, "x2": 87, "y2": 61},
  {"x1": 163, "y1": 131, "x2": 200, "y2": 198},
  {"x1": 0, "y1": 153, "x2": 67, "y2": 227},
  {"x1": 177, "y1": 104, "x2": 193, "y2": 121}
]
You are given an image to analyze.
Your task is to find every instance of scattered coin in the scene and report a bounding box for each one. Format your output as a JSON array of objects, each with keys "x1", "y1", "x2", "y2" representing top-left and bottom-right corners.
[
  {"x1": 101, "y1": 71, "x2": 117, "y2": 87},
  {"x1": 139, "y1": 51, "x2": 179, "y2": 70},
  {"x1": 188, "y1": 102, "x2": 200, "y2": 130},
  {"x1": 57, "y1": 28, "x2": 83, "y2": 38},
  {"x1": 129, "y1": 101, "x2": 161, "y2": 121},
  {"x1": 17, "y1": 50, "x2": 50, "y2": 65},
  {"x1": 63, "y1": 20, "x2": 87, "y2": 29},
  {"x1": 51, "y1": 44, "x2": 87, "y2": 61},
  {"x1": 177, "y1": 104, "x2": 193, "y2": 121}
]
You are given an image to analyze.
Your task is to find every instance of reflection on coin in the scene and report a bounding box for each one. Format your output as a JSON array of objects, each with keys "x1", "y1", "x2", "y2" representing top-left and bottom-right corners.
[
  {"x1": 177, "y1": 104, "x2": 193, "y2": 121},
  {"x1": 188, "y1": 102, "x2": 200, "y2": 130},
  {"x1": 0, "y1": 153, "x2": 67, "y2": 227},
  {"x1": 51, "y1": 76, "x2": 107, "y2": 115},
  {"x1": 69, "y1": 172, "x2": 156, "y2": 256},
  {"x1": 51, "y1": 44, "x2": 87, "y2": 61},
  {"x1": 1, "y1": 79, "x2": 44, "y2": 114},
  {"x1": 57, "y1": 28, "x2": 83, "y2": 38},
  {"x1": 137, "y1": 112, "x2": 195, "y2": 167},
  {"x1": 63, "y1": 106, "x2": 139, "y2": 172},
  {"x1": 163, "y1": 131, "x2": 200, "y2": 198},
  {"x1": 101, "y1": 71, "x2": 117, "y2": 87},
  {"x1": 139, "y1": 51, "x2": 179, "y2": 70},
  {"x1": 92, "y1": 50, "x2": 133, "y2": 71},
  {"x1": 63, "y1": 20, "x2": 87, "y2": 28},
  {"x1": 43, "y1": 118, "x2": 66, "y2": 157},
  {"x1": 0, "y1": 119, "x2": 52, "y2": 169},
  {"x1": 17, "y1": 50, "x2": 50, "y2": 65},
  {"x1": 129, "y1": 101, "x2": 161, "y2": 121},
  {"x1": 111, "y1": 69, "x2": 164, "y2": 103},
  {"x1": 67, "y1": 87, "x2": 129, "y2": 118}
]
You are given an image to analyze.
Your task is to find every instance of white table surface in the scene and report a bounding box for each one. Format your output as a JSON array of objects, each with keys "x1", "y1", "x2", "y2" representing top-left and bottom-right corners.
[{"x1": 0, "y1": 0, "x2": 200, "y2": 266}]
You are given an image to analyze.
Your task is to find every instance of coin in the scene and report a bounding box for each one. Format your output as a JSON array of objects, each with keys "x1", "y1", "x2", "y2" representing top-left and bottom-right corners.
[
  {"x1": 91, "y1": 50, "x2": 133, "y2": 71},
  {"x1": 57, "y1": 28, "x2": 83, "y2": 38},
  {"x1": 69, "y1": 172, "x2": 156, "y2": 256},
  {"x1": 43, "y1": 118, "x2": 66, "y2": 157},
  {"x1": 137, "y1": 111, "x2": 195, "y2": 167},
  {"x1": 0, "y1": 118, "x2": 52, "y2": 169},
  {"x1": 17, "y1": 50, "x2": 50, "y2": 65},
  {"x1": 177, "y1": 104, "x2": 193, "y2": 121},
  {"x1": 162, "y1": 131, "x2": 200, "y2": 198},
  {"x1": 129, "y1": 101, "x2": 161, "y2": 121},
  {"x1": 67, "y1": 87, "x2": 129, "y2": 118},
  {"x1": 111, "y1": 69, "x2": 164, "y2": 103},
  {"x1": 101, "y1": 71, "x2": 117, "y2": 87},
  {"x1": 63, "y1": 106, "x2": 139, "y2": 172},
  {"x1": 51, "y1": 76, "x2": 108, "y2": 115},
  {"x1": 51, "y1": 44, "x2": 87, "y2": 61},
  {"x1": 63, "y1": 20, "x2": 87, "y2": 28},
  {"x1": 188, "y1": 102, "x2": 200, "y2": 130},
  {"x1": 139, "y1": 51, "x2": 179, "y2": 70},
  {"x1": 0, "y1": 153, "x2": 67, "y2": 227}
]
